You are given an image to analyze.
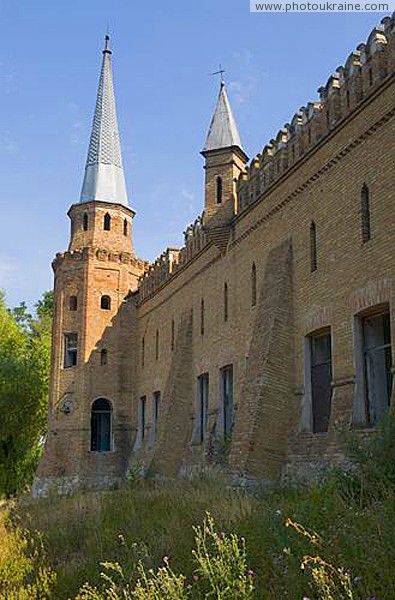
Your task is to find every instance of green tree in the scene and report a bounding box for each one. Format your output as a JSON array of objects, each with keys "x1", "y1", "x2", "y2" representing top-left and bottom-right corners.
[{"x1": 0, "y1": 290, "x2": 53, "y2": 497}]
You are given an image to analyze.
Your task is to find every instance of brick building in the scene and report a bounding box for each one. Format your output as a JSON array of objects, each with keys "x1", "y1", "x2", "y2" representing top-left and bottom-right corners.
[{"x1": 34, "y1": 15, "x2": 395, "y2": 494}]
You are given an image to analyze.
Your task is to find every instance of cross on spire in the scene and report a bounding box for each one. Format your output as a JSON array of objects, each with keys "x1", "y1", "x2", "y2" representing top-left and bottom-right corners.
[{"x1": 211, "y1": 64, "x2": 226, "y2": 86}]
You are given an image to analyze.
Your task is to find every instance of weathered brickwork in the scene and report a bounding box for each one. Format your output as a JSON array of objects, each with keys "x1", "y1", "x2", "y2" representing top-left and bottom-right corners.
[{"x1": 35, "y1": 16, "x2": 395, "y2": 494}]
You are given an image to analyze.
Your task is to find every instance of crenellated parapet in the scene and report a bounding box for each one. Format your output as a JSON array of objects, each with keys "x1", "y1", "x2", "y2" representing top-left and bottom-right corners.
[
  {"x1": 237, "y1": 14, "x2": 395, "y2": 213},
  {"x1": 138, "y1": 215, "x2": 208, "y2": 301},
  {"x1": 52, "y1": 247, "x2": 148, "y2": 275}
]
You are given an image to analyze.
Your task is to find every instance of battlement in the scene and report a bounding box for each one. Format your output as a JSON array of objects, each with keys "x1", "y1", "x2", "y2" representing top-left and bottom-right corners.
[
  {"x1": 237, "y1": 14, "x2": 395, "y2": 213},
  {"x1": 53, "y1": 247, "x2": 148, "y2": 274},
  {"x1": 138, "y1": 215, "x2": 207, "y2": 301}
]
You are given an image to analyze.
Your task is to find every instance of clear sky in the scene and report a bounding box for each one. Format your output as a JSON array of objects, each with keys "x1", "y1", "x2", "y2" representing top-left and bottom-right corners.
[{"x1": 0, "y1": 1, "x2": 389, "y2": 309}]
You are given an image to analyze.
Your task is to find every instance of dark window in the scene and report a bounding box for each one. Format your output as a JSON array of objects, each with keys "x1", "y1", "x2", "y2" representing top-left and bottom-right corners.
[
  {"x1": 197, "y1": 373, "x2": 209, "y2": 443},
  {"x1": 100, "y1": 349, "x2": 107, "y2": 366},
  {"x1": 155, "y1": 329, "x2": 159, "y2": 360},
  {"x1": 224, "y1": 283, "x2": 228, "y2": 322},
  {"x1": 361, "y1": 184, "x2": 371, "y2": 243},
  {"x1": 310, "y1": 221, "x2": 317, "y2": 272},
  {"x1": 104, "y1": 212, "x2": 111, "y2": 231},
  {"x1": 83, "y1": 213, "x2": 88, "y2": 231},
  {"x1": 171, "y1": 319, "x2": 175, "y2": 351},
  {"x1": 90, "y1": 398, "x2": 112, "y2": 452},
  {"x1": 142, "y1": 337, "x2": 145, "y2": 368},
  {"x1": 101, "y1": 295, "x2": 111, "y2": 310},
  {"x1": 149, "y1": 391, "x2": 161, "y2": 448},
  {"x1": 251, "y1": 263, "x2": 257, "y2": 307},
  {"x1": 64, "y1": 333, "x2": 77, "y2": 368},
  {"x1": 69, "y1": 295, "x2": 77, "y2": 311},
  {"x1": 221, "y1": 365, "x2": 233, "y2": 438},
  {"x1": 363, "y1": 310, "x2": 392, "y2": 426},
  {"x1": 310, "y1": 331, "x2": 332, "y2": 433},
  {"x1": 138, "y1": 396, "x2": 146, "y2": 441},
  {"x1": 216, "y1": 176, "x2": 223, "y2": 204},
  {"x1": 123, "y1": 219, "x2": 128, "y2": 236},
  {"x1": 201, "y1": 299, "x2": 205, "y2": 335}
]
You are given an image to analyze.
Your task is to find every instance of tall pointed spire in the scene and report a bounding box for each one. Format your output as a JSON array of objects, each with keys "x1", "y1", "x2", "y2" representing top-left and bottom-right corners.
[
  {"x1": 202, "y1": 81, "x2": 245, "y2": 154},
  {"x1": 80, "y1": 35, "x2": 128, "y2": 206}
]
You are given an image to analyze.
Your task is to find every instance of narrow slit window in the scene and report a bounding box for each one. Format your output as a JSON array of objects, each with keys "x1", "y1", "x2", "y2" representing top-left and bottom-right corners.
[
  {"x1": 251, "y1": 263, "x2": 257, "y2": 307},
  {"x1": 104, "y1": 212, "x2": 111, "y2": 231},
  {"x1": 201, "y1": 299, "x2": 205, "y2": 336},
  {"x1": 171, "y1": 319, "x2": 175, "y2": 351},
  {"x1": 123, "y1": 219, "x2": 128, "y2": 236},
  {"x1": 224, "y1": 283, "x2": 228, "y2": 322},
  {"x1": 69, "y1": 295, "x2": 77, "y2": 311},
  {"x1": 155, "y1": 329, "x2": 159, "y2": 360},
  {"x1": 361, "y1": 184, "x2": 371, "y2": 243},
  {"x1": 221, "y1": 365, "x2": 234, "y2": 438},
  {"x1": 100, "y1": 349, "x2": 107, "y2": 366},
  {"x1": 138, "y1": 396, "x2": 146, "y2": 441},
  {"x1": 142, "y1": 337, "x2": 145, "y2": 368},
  {"x1": 310, "y1": 221, "x2": 317, "y2": 272},
  {"x1": 83, "y1": 213, "x2": 88, "y2": 231},
  {"x1": 196, "y1": 373, "x2": 209, "y2": 443},
  {"x1": 216, "y1": 176, "x2": 223, "y2": 204},
  {"x1": 101, "y1": 295, "x2": 111, "y2": 310}
]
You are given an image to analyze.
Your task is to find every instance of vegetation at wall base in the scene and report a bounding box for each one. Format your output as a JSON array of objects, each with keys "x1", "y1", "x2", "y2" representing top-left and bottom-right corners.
[{"x1": 0, "y1": 414, "x2": 394, "y2": 599}]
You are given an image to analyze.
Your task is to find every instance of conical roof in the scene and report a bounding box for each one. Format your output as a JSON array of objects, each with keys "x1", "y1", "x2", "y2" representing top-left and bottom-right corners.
[
  {"x1": 203, "y1": 82, "x2": 245, "y2": 154},
  {"x1": 80, "y1": 36, "x2": 128, "y2": 206}
]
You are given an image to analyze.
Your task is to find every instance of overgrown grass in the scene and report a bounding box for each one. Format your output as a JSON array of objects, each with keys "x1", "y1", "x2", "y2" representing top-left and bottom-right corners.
[{"x1": 1, "y1": 415, "x2": 395, "y2": 599}]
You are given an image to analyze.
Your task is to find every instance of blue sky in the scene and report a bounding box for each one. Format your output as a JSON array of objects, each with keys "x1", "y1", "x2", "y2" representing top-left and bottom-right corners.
[{"x1": 0, "y1": 1, "x2": 388, "y2": 309}]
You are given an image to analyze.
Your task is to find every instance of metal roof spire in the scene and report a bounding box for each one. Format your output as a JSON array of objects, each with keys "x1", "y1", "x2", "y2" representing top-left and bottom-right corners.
[
  {"x1": 79, "y1": 35, "x2": 128, "y2": 206},
  {"x1": 202, "y1": 80, "x2": 245, "y2": 154}
]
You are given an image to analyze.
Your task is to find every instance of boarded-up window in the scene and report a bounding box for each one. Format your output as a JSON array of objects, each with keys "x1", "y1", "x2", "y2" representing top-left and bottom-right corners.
[{"x1": 310, "y1": 331, "x2": 332, "y2": 433}]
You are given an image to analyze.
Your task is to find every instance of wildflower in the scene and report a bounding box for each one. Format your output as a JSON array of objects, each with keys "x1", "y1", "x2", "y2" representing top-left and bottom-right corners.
[
  {"x1": 193, "y1": 575, "x2": 199, "y2": 582},
  {"x1": 162, "y1": 555, "x2": 169, "y2": 565},
  {"x1": 247, "y1": 569, "x2": 255, "y2": 577},
  {"x1": 354, "y1": 575, "x2": 363, "y2": 583}
]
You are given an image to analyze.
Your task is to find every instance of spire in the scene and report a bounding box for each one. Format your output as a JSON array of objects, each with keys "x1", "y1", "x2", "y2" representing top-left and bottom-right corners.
[
  {"x1": 202, "y1": 81, "x2": 245, "y2": 155},
  {"x1": 80, "y1": 35, "x2": 128, "y2": 206}
]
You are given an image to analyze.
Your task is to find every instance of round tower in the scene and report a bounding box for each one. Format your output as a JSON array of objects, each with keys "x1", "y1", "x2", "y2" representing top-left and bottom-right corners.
[{"x1": 34, "y1": 36, "x2": 145, "y2": 495}]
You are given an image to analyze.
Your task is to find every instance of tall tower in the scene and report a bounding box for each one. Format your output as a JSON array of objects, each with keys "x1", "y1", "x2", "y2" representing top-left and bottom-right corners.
[
  {"x1": 201, "y1": 81, "x2": 248, "y2": 227},
  {"x1": 34, "y1": 36, "x2": 145, "y2": 495}
]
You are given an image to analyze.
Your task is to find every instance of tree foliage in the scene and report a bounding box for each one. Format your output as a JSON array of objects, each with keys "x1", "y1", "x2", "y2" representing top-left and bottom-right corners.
[{"x1": 0, "y1": 291, "x2": 53, "y2": 497}]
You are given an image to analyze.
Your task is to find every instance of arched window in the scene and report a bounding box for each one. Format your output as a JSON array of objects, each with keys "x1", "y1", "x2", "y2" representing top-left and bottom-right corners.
[
  {"x1": 101, "y1": 295, "x2": 111, "y2": 310},
  {"x1": 224, "y1": 283, "x2": 228, "y2": 322},
  {"x1": 91, "y1": 398, "x2": 112, "y2": 452},
  {"x1": 155, "y1": 329, "x2": 159, "y2": 360},
  {"x1": 171, "y1": 319, "x2": 175, "y2": 351},
  {"x1": 201, "y1": 299, "x2": 205, "y2": 335},
  {"x1": 123, "y1": 219, "x2": 128, "y2": 236},
  {"x1": 216, "y1": 176, "x2": 223, "y2": 204},
  {"x1": 83, "y1": 213, "x2": 88, "y2": 231},
  {"x1": 251, "y1": 263, "x2": 257, "y2": 307},
  {"x1": 69, "y1": 295, "x2": 77, "y2": 311},
  {"x1": 361, "y1": 184, "x2": 371, "y2": 243},
  {"x1": 100, "y1": 349, "x2": 107, "y2": 366},
  {"x1": 310, "y1": 221, "x2": 317, "y2": 272},
  {"x1": 104, "y1": 212, "x2": 111, "y2": 231}
]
